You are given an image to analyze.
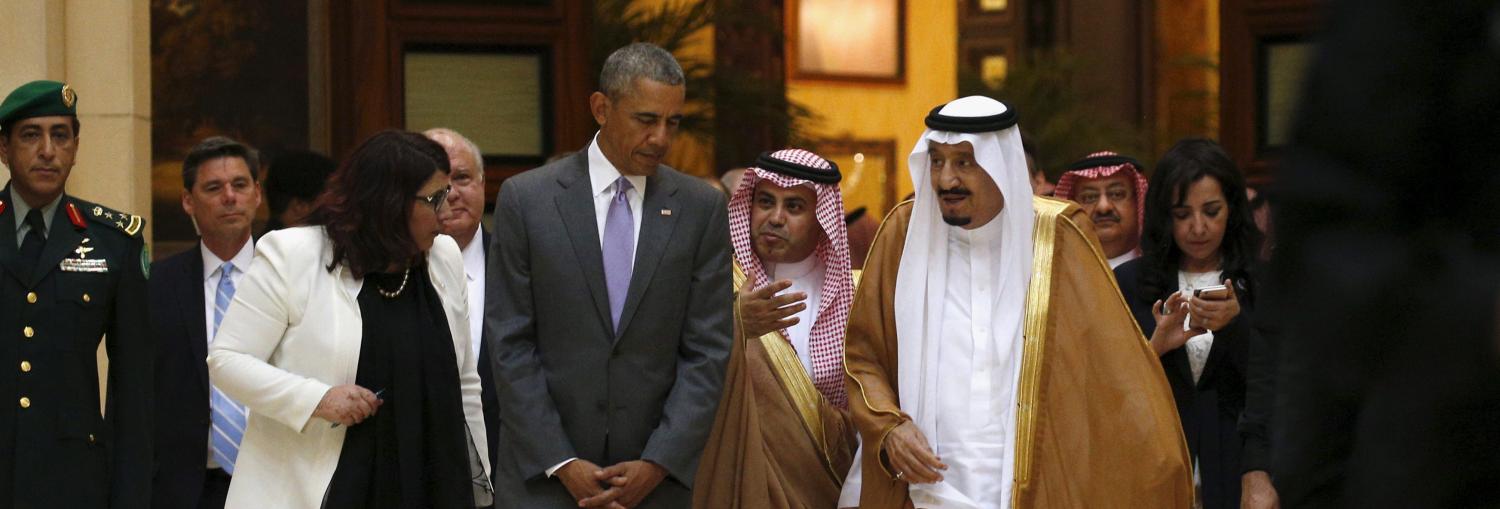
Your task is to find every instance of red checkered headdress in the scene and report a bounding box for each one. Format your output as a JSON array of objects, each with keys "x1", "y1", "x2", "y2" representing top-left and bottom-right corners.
[
  {"x1": 727, "y1": 148, "x2": 852, "y2": 409},
  {"x1": 1054, "y1": 151, "x2": 1149, "y2": 237}
]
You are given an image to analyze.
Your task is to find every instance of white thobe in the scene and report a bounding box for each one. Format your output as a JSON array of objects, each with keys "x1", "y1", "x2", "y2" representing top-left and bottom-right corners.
[
  {"x1": 911, "y1": 227, "x2": 1012, "y2": 509},
  {"x1": 766, "y1": 254, "x2": 824, "y2": 375}
]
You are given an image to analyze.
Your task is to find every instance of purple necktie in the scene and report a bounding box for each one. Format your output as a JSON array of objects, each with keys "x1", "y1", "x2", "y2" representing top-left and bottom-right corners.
[{"x1": 603, "y1": 177, "x2": 635, "y2": 332}]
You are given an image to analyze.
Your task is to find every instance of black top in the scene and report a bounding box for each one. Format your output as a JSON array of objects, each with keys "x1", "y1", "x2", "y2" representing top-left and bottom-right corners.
[
  {"x1": 324, "y1": 264, "x2": 476, "y2": 508},
  {"x1": 1114, "y1": 258, "x2": 1262, "y2": 509}
]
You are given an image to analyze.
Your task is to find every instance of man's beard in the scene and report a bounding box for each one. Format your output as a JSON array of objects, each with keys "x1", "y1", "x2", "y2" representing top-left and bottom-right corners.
[
  {"x1": 937, "y1": 187, "x2": 972, "y2": 226},
  {"x1": 941, "y1": 214, "x2": 972, "y2": 226}
]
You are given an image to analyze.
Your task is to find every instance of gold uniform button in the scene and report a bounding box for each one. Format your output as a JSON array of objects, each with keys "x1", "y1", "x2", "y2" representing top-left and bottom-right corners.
[
  {"x1": 83, "y1": 293, "x2": 91, "y2": 303},
  {"x1": 87, "y1": 434, "x2": 96, "y2": 444},
  {"x1": 19, "y1": 361, "x2": 30, "y2": 373},
  {"x1": 18, "y1": 397, "x2": 30, "y2": 409},
  {"x1": 22, "y1": 326, "x2": 34, "y2": 338},
  {"x1": 26, "y1": 292, "x2": 37, "y2": 304}
]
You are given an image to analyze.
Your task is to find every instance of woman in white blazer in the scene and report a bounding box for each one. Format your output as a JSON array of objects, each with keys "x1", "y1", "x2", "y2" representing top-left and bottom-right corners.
[{"x1": 208, "y1": 130, "x2": 492, "y2": 508}]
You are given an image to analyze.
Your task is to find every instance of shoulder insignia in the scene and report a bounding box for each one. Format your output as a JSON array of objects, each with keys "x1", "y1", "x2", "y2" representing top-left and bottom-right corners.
[
  {"x1": 78, "y1": 199, "x2": 146, "y2": 238},
  {"x1": 65, "y1": 202, "x2": 87, "y2": 229}
]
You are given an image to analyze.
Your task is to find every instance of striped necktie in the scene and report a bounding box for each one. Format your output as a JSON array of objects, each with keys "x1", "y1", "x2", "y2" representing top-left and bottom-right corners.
[{"x1": 210, "y1": 261, "x2": 248, "y2": 474}]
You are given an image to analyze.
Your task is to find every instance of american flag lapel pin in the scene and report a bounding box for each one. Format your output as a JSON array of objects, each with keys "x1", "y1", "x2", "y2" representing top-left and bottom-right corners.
[{"x1": 660, "y1": 208, "x2": 672, "y2": 216}]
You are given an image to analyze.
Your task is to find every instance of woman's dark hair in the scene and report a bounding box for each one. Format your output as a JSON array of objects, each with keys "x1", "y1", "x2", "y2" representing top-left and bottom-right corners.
[
  {"x1": 1138, "y1": 138, "x2": 1262, "y2": 303},
  {"x1": 306, "y1": 130, "x2": 449, "y2": 278}
]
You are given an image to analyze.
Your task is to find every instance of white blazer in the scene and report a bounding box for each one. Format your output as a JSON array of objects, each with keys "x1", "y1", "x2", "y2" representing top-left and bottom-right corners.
[{"x1": 207, "y1": 226, "x2": 491, "y2": 508}]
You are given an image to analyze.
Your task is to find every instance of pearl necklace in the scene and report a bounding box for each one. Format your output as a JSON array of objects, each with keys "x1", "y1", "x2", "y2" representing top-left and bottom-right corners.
[{"x1": 377, "y1": 267, "x2": 411, "y2": 299}]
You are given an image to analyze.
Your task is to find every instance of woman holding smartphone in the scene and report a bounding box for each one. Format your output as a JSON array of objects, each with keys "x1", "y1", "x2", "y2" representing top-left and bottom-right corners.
[
  {"x1": 1114, "y1": 138, "x2": 1268, "y2": 509},
  {"x1": 207, "y1": 130, "x2": 492, "y2": 508}
]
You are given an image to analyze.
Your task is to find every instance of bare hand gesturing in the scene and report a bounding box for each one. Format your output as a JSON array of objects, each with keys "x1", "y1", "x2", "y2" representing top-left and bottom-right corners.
[{"x1": 737, "y1": 279, "x2": 807, "y2": 338}]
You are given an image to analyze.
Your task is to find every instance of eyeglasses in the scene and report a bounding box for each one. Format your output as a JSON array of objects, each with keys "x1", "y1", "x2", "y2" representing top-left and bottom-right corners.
[{"x1": 417, "y1": 186, "x2": 451, "y2": 212}]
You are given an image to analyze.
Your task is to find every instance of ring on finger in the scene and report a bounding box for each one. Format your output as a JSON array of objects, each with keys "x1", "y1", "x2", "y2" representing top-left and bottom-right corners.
[{"x1": 894, "y1": 471, "x2": 905, "y2": 480}]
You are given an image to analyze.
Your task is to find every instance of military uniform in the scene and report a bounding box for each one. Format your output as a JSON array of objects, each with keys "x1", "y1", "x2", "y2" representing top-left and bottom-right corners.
[{"x1": 0, "y1": 81, "x2": 151, "y2": 508}]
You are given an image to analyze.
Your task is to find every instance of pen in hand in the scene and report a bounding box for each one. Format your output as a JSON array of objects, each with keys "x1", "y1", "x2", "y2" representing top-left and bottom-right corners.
[{"x1": 330, "y1": 388, "x2": 385, "y2": 428}]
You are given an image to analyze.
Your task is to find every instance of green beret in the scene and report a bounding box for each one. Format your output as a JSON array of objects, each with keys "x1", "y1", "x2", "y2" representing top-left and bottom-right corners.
[{"x1": 0, "y1": 80, "x2": 78, "y2": 129}]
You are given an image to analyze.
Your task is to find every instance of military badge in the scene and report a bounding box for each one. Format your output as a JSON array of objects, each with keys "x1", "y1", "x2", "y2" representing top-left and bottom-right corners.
[
  {"x1": 61, "y1": 84, "x2": 77, "y2": 108},
  {"x1": 60, "y1": 238, "x2": 109, "y2": 273}
]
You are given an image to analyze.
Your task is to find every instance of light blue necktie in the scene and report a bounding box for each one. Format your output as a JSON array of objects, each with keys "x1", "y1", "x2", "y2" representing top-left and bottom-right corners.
[
  {"x1": 602, "y1": 177, "x2": 635, "y2": 333},
  {"x1": 210, "y1": 262, "x2": 247, "y2": 474}
]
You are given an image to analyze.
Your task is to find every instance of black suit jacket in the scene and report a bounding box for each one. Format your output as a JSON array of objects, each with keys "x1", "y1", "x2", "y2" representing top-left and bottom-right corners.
[
  {"x1": 1271, "y1": 1, "x2": 1500, "y2": 506},
  {"x1": 1115, "y1": 259, "x2": 1259, "y2": 509},
  {"x1": 0, "y1": 186, "x2": 152, "y2": 508},
  {"x1": 487, "y1": 151, "x2": 734, "y2": 508},
  {"x1": 149, "y1": 246, "x2": 212, "y2": 508}
]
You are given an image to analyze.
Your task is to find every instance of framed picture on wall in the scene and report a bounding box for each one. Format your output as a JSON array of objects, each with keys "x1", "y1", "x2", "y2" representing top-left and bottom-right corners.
[
  {"x1": 960, "y1": 0, "x2": 1013, "y2": 24},
  {"x1": 402, "y1": 44, "x2": 553, "y2": 163},
  {"x1": 961, "y1": 36, "x2": 1017, "y2": 89},
  {"x1": 1255, "y1": 37, "x2": 1314, "y2": 154},
  {"x1": 787, "y1": 0, "x2": 905, "y2": 83},
  {"x1": 400, "y1": 43, "x2": 556, "y2": 203},
  {"x1": 815, "y1": 137, "x2": 899, "y2": 218}
]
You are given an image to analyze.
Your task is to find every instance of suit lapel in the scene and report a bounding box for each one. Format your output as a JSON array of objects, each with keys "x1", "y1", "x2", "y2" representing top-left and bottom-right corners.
[
  {"x1": 554, "y1": 158, "x2": 614, "y2": 337},
  {"x1": 481, "y1": 228, "x2": 492, "y2": 264},
  {"x1": 613, "y1": 170, "x2": 679, "y2": 340},
  {"x1": 0, "y1": 187, "x2": 22, "y2": 286},
  {"x1": 184, "y1": 247, "x2": 210, "y2": 391},
  {"x1": 25, "y1": 199, "x2": 83, "y2": 288}
]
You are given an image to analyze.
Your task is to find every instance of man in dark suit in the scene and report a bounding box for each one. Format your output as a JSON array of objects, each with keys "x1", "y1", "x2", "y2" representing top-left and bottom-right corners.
[
  {"x1": 424, "y1": 127, "x2": 501, "y2": 482},
  {"x1": 0, "y1": 80, "x2": 151, "y2": 508},
  {"x1": 1271, "y1": 1, "x2": 1500, "y2": 506},
  {"x1": 487, "y1": 42, "x2": 734, "y2": 508},
  {"x1": 150, "y1": 137, "x2": 262, "y2": 509}
]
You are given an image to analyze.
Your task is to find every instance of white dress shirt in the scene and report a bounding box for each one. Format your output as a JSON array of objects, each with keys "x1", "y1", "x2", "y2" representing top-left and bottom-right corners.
[
  {"x1": 588, "y1": 133, "x2": 646, "y2": 256},
  {"x1": 765, "y1": 255, "x2": 823, "y2": 376},
  {"x1": 1108, "y1": 250, "x2": 1141, "y2": 269},
  {"x1": 460, "y1": 229, "x2": 486, "y2": 360},
  {"x1": 547, "y1": 134, "x2": 650, "y2": 479},
  {"x1": 201, "y1": 237, "x2": 255, "y2": 468},
  {"x1": 203, "y1": 239, "x2": 256, "y2": 346}
]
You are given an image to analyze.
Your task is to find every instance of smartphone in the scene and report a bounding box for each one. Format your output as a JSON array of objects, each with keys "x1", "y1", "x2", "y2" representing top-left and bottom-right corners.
[{"x1": 1193, "y1": 284, "x2": 1229, "y2": 299}]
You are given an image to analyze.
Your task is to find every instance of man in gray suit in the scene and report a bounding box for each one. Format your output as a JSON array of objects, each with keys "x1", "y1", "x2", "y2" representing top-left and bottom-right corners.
[{"x1": 486, "y1": 42, "x2": 733, "y2": 508}]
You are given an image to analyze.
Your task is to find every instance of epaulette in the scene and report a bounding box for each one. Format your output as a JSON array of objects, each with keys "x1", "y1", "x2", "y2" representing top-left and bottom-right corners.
[{"x1": 73, "y1": 198, "x2": 145, "y2": 238}]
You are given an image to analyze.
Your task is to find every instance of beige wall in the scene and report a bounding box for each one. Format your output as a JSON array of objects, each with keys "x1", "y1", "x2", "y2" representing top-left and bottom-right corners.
[
  {"x1": 788, "y1": 0, "x2": 958, "y2": 202},
  {"x1": 0, "y1": 0, "x2": 153, "y2": 243}
]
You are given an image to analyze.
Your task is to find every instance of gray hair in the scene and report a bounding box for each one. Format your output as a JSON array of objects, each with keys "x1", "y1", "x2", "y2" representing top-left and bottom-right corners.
[
  {"x1": 599, "y1": 42, "x2": 685, "y2": 99},
  {"x1": 422, "y1": 127, "x2": 484, "y2": 182}
]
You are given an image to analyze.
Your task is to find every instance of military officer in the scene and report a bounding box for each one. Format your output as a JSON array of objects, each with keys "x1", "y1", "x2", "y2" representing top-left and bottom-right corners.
[{"x1": 0, "y1": 80, "x2": 151, "y2": 508}]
